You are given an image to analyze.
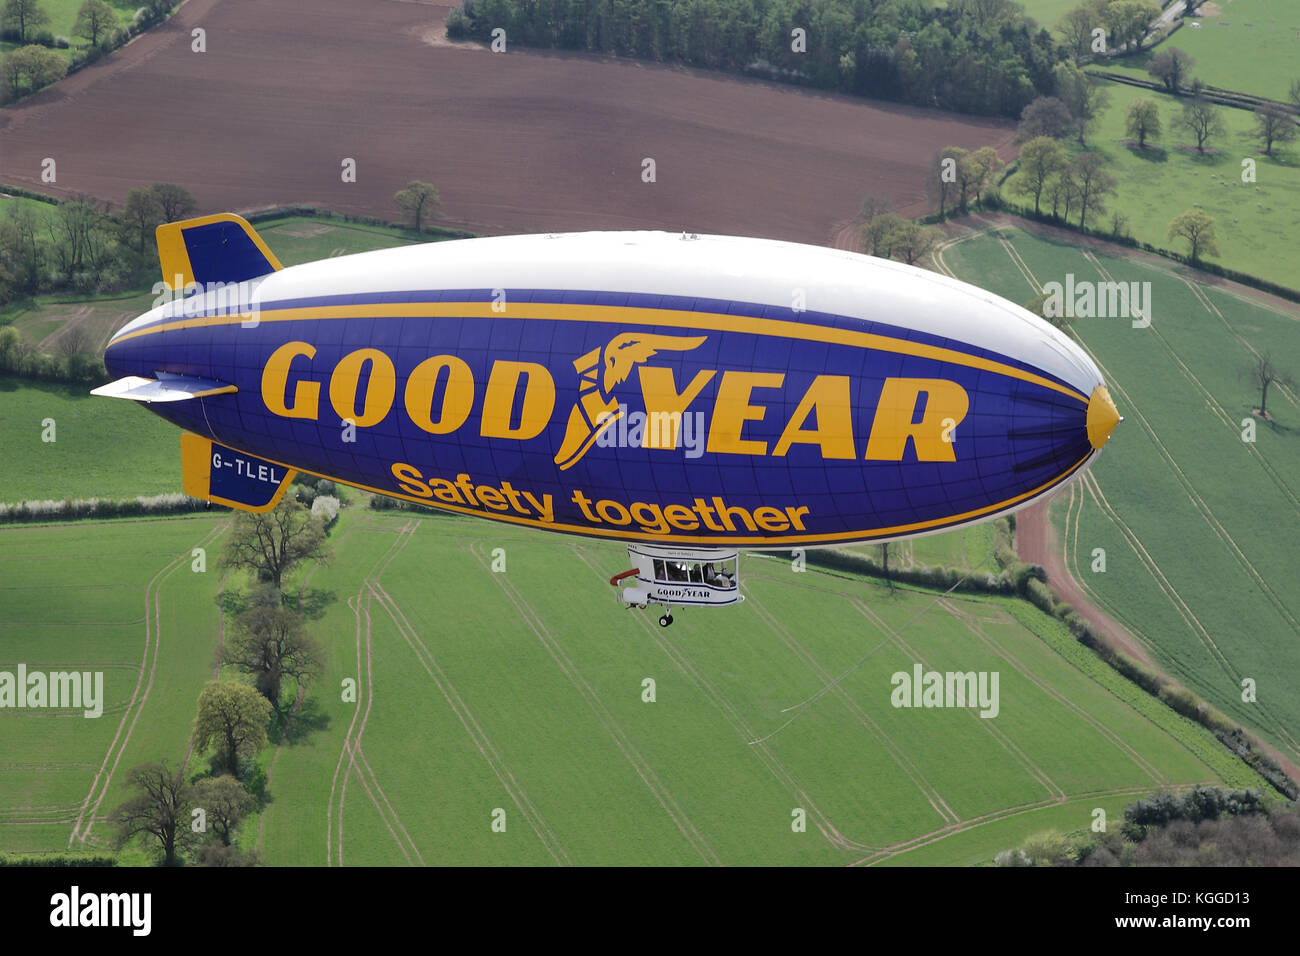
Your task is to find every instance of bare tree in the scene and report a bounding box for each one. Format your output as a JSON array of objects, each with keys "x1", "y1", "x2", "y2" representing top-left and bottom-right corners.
[
  {"x1": 150, "y1": 183, "x2": 198, "y2": 224},
  {"x1": 1253, "y1": 104, "x2": 1297, "y2": 157},
  {"x1": 221, "y1": 497, "x2": 330, "y2": 591},
  {"x1": 223, "y1": 594, "x2": 325, "y2": 706},
  {"x1": 1242, "y1": 353, "x2": 1294, "y2": 418},
  {"x1": 112, "y1": 761, "x2": 193, "y2": 866},
  {"x1": 1069, "y1": 152, "x2": 1116, "y2": 230},
  {"x1": 1182, "y1": 97, "x2": 1226, "y2": 153}
]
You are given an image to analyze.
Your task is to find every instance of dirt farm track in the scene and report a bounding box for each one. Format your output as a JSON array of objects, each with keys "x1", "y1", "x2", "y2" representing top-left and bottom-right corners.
[{"x1": 0, "y1": 0, "x2": 1015, "y2": 242}]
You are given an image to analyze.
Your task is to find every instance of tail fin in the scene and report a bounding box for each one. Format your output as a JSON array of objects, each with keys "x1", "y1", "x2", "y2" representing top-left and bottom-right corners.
[
  {"x1": 156, "y1": 213, "x2": 283, "y2": 292},
  {"x1": 180, "y1": 433, "x2": 296, "y2": 513}
]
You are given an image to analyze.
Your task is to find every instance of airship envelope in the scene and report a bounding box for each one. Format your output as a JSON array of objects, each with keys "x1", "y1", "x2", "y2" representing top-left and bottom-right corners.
[{"x1": 97, "y1": 215, "x2": 1119, "y2": 623}]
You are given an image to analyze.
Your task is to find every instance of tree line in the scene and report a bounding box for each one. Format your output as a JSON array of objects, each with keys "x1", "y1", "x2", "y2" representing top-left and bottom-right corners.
[
  {"x1": 1, "y1": 0, "x2": 180, "y2": 102},
  {"x1": 449, "y1": 0, "x2": 1062, "y2": 118},
  {"x1": 112, "y1": 492, "x2": 335, "y2": 865}
]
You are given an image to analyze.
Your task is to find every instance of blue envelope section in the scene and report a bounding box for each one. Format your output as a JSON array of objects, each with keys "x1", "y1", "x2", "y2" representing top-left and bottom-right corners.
[
  {"x1": 180, "y1": 433, "x2": 295, "y2": 513},
  {"x1": 109, "y1": 290, "x2": 1098, "y2": 544}
]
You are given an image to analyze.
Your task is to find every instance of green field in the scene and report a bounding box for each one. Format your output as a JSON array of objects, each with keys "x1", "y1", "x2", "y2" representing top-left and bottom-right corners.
[
  {"x1": 0, "y1": 375, "x2": 181, "y2": 502},
  {"x1": 1102, "y1": 3, "x2": 1300, "y2": 102},
  {"x1": 1004, "y1": 79, "x2": 1300, "y2": 290},
  {"x1": 0, "y1": 207, "x2": 1290, "y2": 863},
  {"x1": 0, "y1": 515, "x2": 227, "y2": 854},
  {"x1": 0, "y1": 505, "x2": 1265, "y2": 864},
  {"x1": 254, "y1": 217, "x2": 424, "y2": 266},
  {"x1": 939, "y1": 222, "x2": 1300, "y2": 765}
]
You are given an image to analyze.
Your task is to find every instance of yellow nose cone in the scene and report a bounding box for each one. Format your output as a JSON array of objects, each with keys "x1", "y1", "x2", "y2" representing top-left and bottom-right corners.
[{"x1": 1087, "y1": 386, "x2": 1120, "y2": 449}]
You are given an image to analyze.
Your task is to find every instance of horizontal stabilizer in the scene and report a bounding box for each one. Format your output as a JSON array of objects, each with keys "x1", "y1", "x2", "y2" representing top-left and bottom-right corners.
[
  {"x1": 180, "y1": 433, "x2": 296, "y2": 513},
  {"x1": 91, "y1": 373, "x2": 237, "y2": 403},
  {"x1": 156, "y1": 212, "x2": 283, "y2": 291}
]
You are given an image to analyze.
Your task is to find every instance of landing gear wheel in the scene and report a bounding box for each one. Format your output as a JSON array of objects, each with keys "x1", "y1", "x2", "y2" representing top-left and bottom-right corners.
[{"x1": 658, "y1": 613, "x2": 674, "y2": 628}]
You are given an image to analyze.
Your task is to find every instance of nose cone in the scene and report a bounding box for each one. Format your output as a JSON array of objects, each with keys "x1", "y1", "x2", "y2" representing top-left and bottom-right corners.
[{"x1": 1087, "y1": 386, "x2": 1120, "y2": 450}]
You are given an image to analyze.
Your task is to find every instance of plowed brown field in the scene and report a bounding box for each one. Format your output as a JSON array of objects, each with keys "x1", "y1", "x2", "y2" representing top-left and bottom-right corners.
[{"x1": 0, "y1": 0, "x2": 1015, "y2": 243}]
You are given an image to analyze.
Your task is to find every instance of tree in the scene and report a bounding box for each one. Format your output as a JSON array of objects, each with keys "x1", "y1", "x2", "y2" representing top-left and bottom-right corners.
[
  {"x1": 1015, "y1": 96, "x2": 1075, "y2": 143},
  {"x1": 1290, "y1": 78, "x2": 1300, "y2": 111},
  {"x1": 956, "y1": 146, "x2": 1003, "y2": 212},
  {"x1": 1253, "y1": 104, "x2": 1297, "y2": 158},
  {"x1": 1012, "y1": 137, "x2": 1068, "y2": 215},
  {"x1": 189, "y1": 775, "x2": 254, "y2": 847},
  {"x1": 119, "y1": 186, "x2": 162, "y2": 252},
  {"x1": 112, "y1": 761, "x2": 192, "y2": 866},
  {"x1": 3, "y1": 43, "x2": 65, "y2": 95},
  {"x1": 56, "y1": 324, "x2": 91, "y2": 360},
  {"x1": 862, "y1": 212, "x2": 907, "y2": 258},
  {"x1": 1242, "y1": 353, "x2": 1294, "y2": 419},
  {"x1": 1057, "y1": 3, "x2": 1104, "y2": 63},
  {"x1": 1147, "y1": 47, "x2": 1194, "y2": 94},
  {"x1": 1047, "y1": 166, "x2": 1081, "y2": 222},
  {"x1": 73, "y1": 0, "x2": 114, "y2": 46},
  {"x1": 224, "y1": 594, "x2": 325, "y2": 706},
  {"x1": 1069, "y1": 152, "x2": 1116, "y2": 230},
  {"x1": 1167, "y1": 208, "x2": 1218, "y2": 265},
  {"x1": 1106, "y1": 0, "x2": 1159, "y2": 52},
  {"x1": 395, "y1": 180, "x2": 440, "y2": 233},
  {"x1": 150, "y1": 183, "x2": 197, "y2": 223},
  {"x1": 1, "y1": 0, "x2": 50, "y2": 44},
  {"x1": 1125, "y1": 98, "x2": 1162, "y2": 148},
  {"x1": 889, "y1": 221, "x2": 941, "y2": 266},
  {"x1": 1181, "y1": 96, "x2": 1226, "y2": 153},
  {"x1": 221, "y1": 497, "x2": 330, "y2": 591},
  {"x1": 929, "y1": 146, "x2": 967, "y2": 218},
  {"x1": 192, "y1": 680, "x2": 272, "y2": 777},
  {"x1": 1054, "y1": 61, "x2": 1110, "y2": 145},
  {"x1": 857, "y1": 194, "x2": 889, "y2": 224}
]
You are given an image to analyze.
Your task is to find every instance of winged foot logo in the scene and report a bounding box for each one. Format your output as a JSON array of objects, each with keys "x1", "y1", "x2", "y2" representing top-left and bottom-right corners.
[{"x1": 554, "y1": 333, "x2": 707, "y2": 469}]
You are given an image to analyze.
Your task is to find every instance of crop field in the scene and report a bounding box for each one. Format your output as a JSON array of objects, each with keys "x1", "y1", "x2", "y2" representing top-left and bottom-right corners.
[
  {"x1": 938, "y1": 221, "x2": 1300, "y2": 764},
  {"x1": 0, "y1": 375, "x2": 180, "y2": 502},
  {"x1": 0, "y1": 0, "x2": 1015, "y2": 243},
  {"x1": 1004, "y1": 80, "x2": 1300, "y2": 290},
  {"x1": 255, "y1": 217, "x2": 423, "y2": 267},
  {"x1": 0, "y1": 515, "x2": 227, "y2": 854},
  {"x1": 1, "y1": 501, "x2": 1267, "y2": 865}
]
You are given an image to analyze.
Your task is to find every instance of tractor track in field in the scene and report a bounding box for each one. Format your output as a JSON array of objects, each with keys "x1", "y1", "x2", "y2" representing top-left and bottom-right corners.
[
  {"x1": 347, "y1": 525, "x2": 568, "y2": 865},
  {"x1": 742, "y1": 579, "x2": 961, "y2": 829},
  {"x1": 68, "y1": 519, "x2": 229, "y2": 847},
  {"x1": 937, "y1": 598, "x2": 1168, "y2": 788},
  {"x1": 1081, "y1": 250, "x2": 1300, "y2": 517},
  {"x1": 327, "y1": 520, "x2": 427, "y2": 866},
  {"x1": 743, "y1": 566, "x2": 1174, "y2": 854},
  {"x1": 469, "y1": 541, "x2": 719, "y2": 865},
  {"x1": 570, "y1": 548, "x2": 876, "y2": 861},
  {"x1": 849, "y1": 782, "x2": 1211, "y2": 866},
  {"x1": 854, "y1": 595, "x2": 1070, "y2": 802},
  {"x1": 368, "y1": 576, "x2": 570, "y2": 866},
  {"x1": 934, "y1": 225, "x2": 1300, "y2": 770},
  {"x1": 995, "y1": 235, "x2": 1300, "y2": 763},
  {"x1": 1181, "y1": 279, "x2": 1300, "y2": 411}
]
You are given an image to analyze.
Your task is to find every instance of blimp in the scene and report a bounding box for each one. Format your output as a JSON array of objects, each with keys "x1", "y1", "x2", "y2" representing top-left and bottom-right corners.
[{"x1": 95, "y1": 214, "x2": 1120, "y2": 626}]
